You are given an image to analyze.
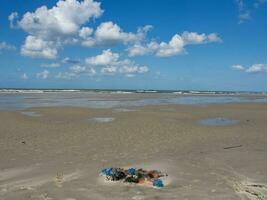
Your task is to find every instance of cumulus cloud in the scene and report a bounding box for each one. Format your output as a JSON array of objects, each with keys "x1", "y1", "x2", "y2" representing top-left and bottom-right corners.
[
  {"x1": 94, "y1": 22, "x2": 152, "y2": 46},
  {"x1": 0, "y1": 42, "x2": 16, "y2": 51},
  {"x1": 13, "y1": 0, "x2": 103, "y2": 59},
  {"x1": 231, "y1": 63, "x2": 267, "y2": 73},
  {"x1": 85, "y1": 49, "x2": 149, "y2": 76},
  {"x1": 79, "y1": 27, "x2": 94, "y2": 39},
  {"x1": 17, "y1": 0, "x2": 102, "y2": 39},
  {"x1": 232, "y1": 64, "x2": 245, "y2": 70},
  {"x1": 11, "y1": 0, "x2": 153, "y2": 59},
  {"x1": 128, "y1": 31, "x2": 221, "y2": 57},
  {"x1": 11, "y1": 0, "x2": 222, "y2": 64},
  {"x1": 85, "y1": 49, "x2": 119, "y2": 66},
  {"x1": 79, "y1": 23, "x2": 152, "y2": 47},
  {"x1": 79, "y1": 27, "x2": 95, "y2": 47},
  {"x1": 246, "y1": 64, "x2": 267, "y2": 73},
  {"x1": 36, "y1": 70, "x2": 50, "y2": 79},
  {"x1": 21, "y1": 36, "x2": 58, "y2": 59}
]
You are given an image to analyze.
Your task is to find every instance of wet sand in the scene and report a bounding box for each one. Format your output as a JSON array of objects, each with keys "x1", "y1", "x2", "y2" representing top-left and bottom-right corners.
[{"x1": 0, "y1": 103, "x2": 267, "y2": 199}]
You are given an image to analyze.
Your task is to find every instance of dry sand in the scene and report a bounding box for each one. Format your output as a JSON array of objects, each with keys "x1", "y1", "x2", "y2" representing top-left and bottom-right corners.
[{"x1": 0, "y1": 103, "x2": 267, "y2": 200}]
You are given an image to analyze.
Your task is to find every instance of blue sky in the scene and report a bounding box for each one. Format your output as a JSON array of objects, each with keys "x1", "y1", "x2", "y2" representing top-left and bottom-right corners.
[{"x1": 0, "y1": 0, "x2": 267, "y2": 91}]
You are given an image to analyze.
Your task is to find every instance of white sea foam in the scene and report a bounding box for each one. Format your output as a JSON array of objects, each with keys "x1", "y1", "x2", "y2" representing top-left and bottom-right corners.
[
  {"x1": 21, "y1": 112, "x2": 42, "y2": 117},
  {"x1": 89, "y1": 117, "x2": 115, "y2": 123}
]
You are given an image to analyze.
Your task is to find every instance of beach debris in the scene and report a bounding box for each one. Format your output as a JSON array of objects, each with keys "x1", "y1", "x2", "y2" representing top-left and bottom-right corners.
[
  {"x1": 55, "y1": 172, "x2": 64, "y2": 187},
  {"x1": 234, "y1": 181, "x2": 267, "y2": 200},
  {"x1": 223, "y1": 145, "x2": 243, "y2": 150},
  {"x1": 100, "y1": 167, "x2": 167, "y2": 188}
]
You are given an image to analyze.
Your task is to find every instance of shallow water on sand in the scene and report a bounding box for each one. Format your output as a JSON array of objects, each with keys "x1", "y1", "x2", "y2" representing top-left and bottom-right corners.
[
  {"x1": 0, "y1": 92, "x2": 267, "y2": 111},
  {"x1": 21, "y1": 111, "x2": 42, "y2": 117},
  {"x1": 198, "y1": 118, "x2": 239, "y2": 126},
  {"x1": 89, "y1": 117, "x2": 115, "y2": 123}
]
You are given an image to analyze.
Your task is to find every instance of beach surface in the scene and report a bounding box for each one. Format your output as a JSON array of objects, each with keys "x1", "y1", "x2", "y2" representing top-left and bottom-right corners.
[{"x1": 0, "y1": 101, "x2": 267, "y2": 199}]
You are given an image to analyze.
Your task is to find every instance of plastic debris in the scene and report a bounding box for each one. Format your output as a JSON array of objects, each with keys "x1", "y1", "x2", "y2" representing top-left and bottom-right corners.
[
  {"x1": 128, "y1": 168, "x2": 136, "y2": 175},
  {"x1": 153, "y1": 179, "x2": 164, "y2": 188},
  {"x1": 100, "y1": 167, "x2": 167, "y2": 188}
]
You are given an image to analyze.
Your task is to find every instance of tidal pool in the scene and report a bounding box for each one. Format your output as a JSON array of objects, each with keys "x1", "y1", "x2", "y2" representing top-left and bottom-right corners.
[
  {"x1": 198, "y1": 117, "x2": 239, "y2": 126},
  {"x1": 21, "y1": 111, "x2": 42, "y2": 117},
  {"x1": 89, "y1": 117, "x2": 115, "y2": 123}
]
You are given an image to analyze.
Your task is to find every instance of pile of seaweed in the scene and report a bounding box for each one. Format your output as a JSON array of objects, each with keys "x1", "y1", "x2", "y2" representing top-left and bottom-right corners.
[{"x1": 100, "y1": 167, "x2": 167, "y2": 188}]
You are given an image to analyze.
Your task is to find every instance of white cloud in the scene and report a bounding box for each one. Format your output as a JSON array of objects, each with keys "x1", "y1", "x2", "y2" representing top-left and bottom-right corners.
[
  {"x1": 95, "y1": 22, "x2": 137, "y2": 45},
  {"x1": 85, "y1": 49, "x2": 119, "y2": 66},
  {"x1": 8, "y1": 12, "x2": 18, "y2": 28},
  {"x1": 21, "y1": 36, "x2": 58, "y2": 59},
  {"x1": 70, "y1": 65, "x2": 86, "y2": 73},
  {"x1": 80, "y1": 24, "x2": 152, "y2": 47},
  {"x1": 119, "y1": 65, "x2": 149, "y2": 74},
  {"x1": 93, "y1": 22, "x2": 152, "y2": 46},
  {"x1": 182, "y1": 31, "x2": 222, "y2": 44},
  {"x1": 235, "y1": 0, "x2": 267, "y2": 24},
  {"x1": 36, "y1": 70, "x2": 50, "y2": 79},
  {"x1": 236, "y1": 0, "x2": 250, "y2": 24},
  {"x1": 56, "y1": 64, "x2": 96, "y2": 79},
  {"x1": 85, "y1": 49, "x2": 149, "y2": 76},
  {"x1": 61, "y1": 57, "x2": 80, "y2": 64},
  {"x1": 80, "y1": 37, "x2": 96, "y2": 47},
  {"x1": 21, "y1": 73, "x2": 28, "y2": 80},
  {"x1": 17, "y1": 0, "x2": 103, "y2": 39},
  {"x1": 101, "y1": 66, "x2": 117, "y2": 75},
  {"x1": 0, "y1": 42, "x2": 16, "y2": 51},
  {"x1": 79, "y1": 27, "x2": 95, "y2": 47},
  {"x1": 128, "y1": 31, "x2": 221, "y2": 57},
  {"x1": 41, "y1": 63, "x2": 60, "y2": 68},
  {"x1": 156, "y1": 34, "x2": 185, "y2": 57},
  {"x1": 14, "y1": 0, "x2": 103, "y2": 59},
  {"x1": 246, "y1": 64, "x2": 267, "y2": 73},
  {"x1": 79, "y1": 27, "x2": 94, "y2": 39},
  {"x1": 128, "y1": 41, "x2": 159, "y2": 57},
  {"x1": 232, "y1": 64, "x2": 245, "y2": 70},
  {"x1": 231, "y1": 63, "x2": 267, "y2": 73},
  {"x1": 56, "y1": 72, "x2": 76, "y2": 79}
]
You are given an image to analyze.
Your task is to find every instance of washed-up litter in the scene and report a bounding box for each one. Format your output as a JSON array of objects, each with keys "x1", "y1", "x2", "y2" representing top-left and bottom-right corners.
[{"x1": 100, "y1": 167, "x2": 167, "y2": 188}]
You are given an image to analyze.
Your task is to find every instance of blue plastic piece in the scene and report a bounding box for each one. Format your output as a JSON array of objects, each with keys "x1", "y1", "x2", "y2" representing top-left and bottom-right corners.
[
  {"x1": 128, "y1": 168, "x2": 136, "y2": 175},
  {"x1": 101, "y1": 168, "x2": 113, "y2": 176},
  {"x1": 153, "y1": 179, "x2": 164, "y2": 188}
]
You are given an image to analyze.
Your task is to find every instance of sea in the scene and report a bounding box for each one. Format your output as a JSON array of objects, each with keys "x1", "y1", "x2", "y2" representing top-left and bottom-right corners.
[{"x1": 0, "y1": 88, "x2": 267, "y2": 111}]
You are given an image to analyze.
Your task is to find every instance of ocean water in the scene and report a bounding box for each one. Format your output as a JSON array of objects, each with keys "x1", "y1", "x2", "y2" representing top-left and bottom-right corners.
[{"x1": 0, "y1": 89, "x2": 267, "y2": 111}]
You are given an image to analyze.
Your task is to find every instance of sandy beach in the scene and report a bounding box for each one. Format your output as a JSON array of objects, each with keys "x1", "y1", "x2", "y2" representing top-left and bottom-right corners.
[{"x1": 0, "y1": 102, "x2": 267, "y2": 200}]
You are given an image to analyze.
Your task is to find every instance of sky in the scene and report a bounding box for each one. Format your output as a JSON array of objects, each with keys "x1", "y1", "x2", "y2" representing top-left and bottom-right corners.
[{"x1": 0, "y1": 0, "x2": 267, "y2": 91}]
